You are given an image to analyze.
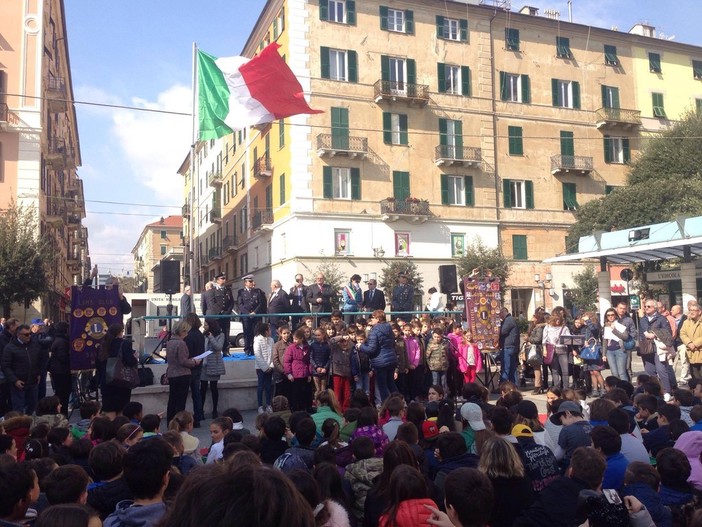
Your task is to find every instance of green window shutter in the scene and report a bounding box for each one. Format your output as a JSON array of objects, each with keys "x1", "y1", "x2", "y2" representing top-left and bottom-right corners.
[
  {"x1": 652, "y1": 93, "x2": 666, "y2": 117},
  {"x1": 331, "y1": 107, "x2": 349, "y2": 149},
  {"x1": 508, "y1": 126, "x2": 523, "y2": 155},
  {"x1": 623, "y1": 138, "x2": 631, "y2": 163},
  {"x1": 320, "y1": 46, "x2": 330, "y2": 79},
  {"x1": 460, "y1": 19, "x2": 468, "y2": 41},
  {"x1": 440, "y1": 174, "x2": 449, "y2": 205},
  {"x1": 605, "y1": 185, "x2": 615, "y2": 195},
  {"x1": 346, "y1": 0, "x2": 356, "y2": 25},
  {"x1": 521, "y1": 75, "x2": 530, "y2": 103},
  {"x1": 552, "y1": 78, "x2": 560, "y2": 106},
  {"x1": 560, "y1": 131, "x2": 574, "y2": 156},
  {"x1": 512, "y1": 235, "x2": 528, "y2": 260},
  {"x1": 604, "y1": 44, "x2": 618, "y2": 65},
  {"x1": 525, "y1": 181, "x2": 534, "y2": 209},
  {"x1": 454, "y1": 120, "x2": 463, "y2": 152},
  {"x1": 461, "y1": 66, "x2": 471, "y2": 96},
  {"x1": 503, "y1": 179, "x2": 512, "y2": 208},
  {"x1": 697, "y1": 99, "x2": 702, "y2": 115},
  {"x1": 279, "y1": 119, "x2": 285, "y2": 148},
  {"x1": 351, "y1": 168, "x2": 361, "y2": 200},
  {"x1": 323, "y1": 166, "x2": 333, "y2": 198},
  {"x1": 572, "y1": 81, "x2": 581, "y2": 109},
  {"x1": 499, "y1": 71, "x2": 507, "y2": 101},
  {"x1": 399, "y1": 114, "x2": 408, "y2": 145},
  {"x1": 436, "y1": 16, "x2": 445, "y2": 38},
  {"x1": 379, "y1": 6, "x2": 389, "y2": 29},
  {"x1": 279, "y1": 173, "x2": 286, "y2": 205},
  {"x1": 393, "y1": 171, "x2": 410, "y2": 200},
  {"x1": 601, "y1": 85, "x2": 608, "y2": 108},
  {"x1": 612, "y1": 87, "x2": 620, "y2": 109},
  {"x1": 381, "y1": 55, "x2": 390, "y2": 81},
  {"x1": 439, "y1": 118, "x2": 448, "y2": 145},
  {"x1": 406, "y1": 59, "x2": 416, "y2": 84},
  {"x1": 562, "y1": 182, "x2": 577, "y2": 210},
  {"x1": 505, "y1": 28, "x2": 520, "y2": 50},
  {"x1": 405, "y1": 10, "x2": 414, "y2": 34},
  {"x1": 464, "y1": 176, "x2": 474, "y2": 206},
  {"x1": 347, "y1": 50, "x2": 358, "y2": 82},
  {"x1": 319, "y1": 0, "x2": 328, "y2": 21},
  {"x1": 383, "y1": 112, "x2": 392, "y2": 144},
  {"x1": 694, "y1": 60, "x2": 702, "y2": 79},
  {"x1": 649, "y1": 52, "x2": 661, "y2": 73},
  {"x1": 603, "y1": 136, "x2": 612, "y2": 163},
  {"x1": 437, "y1": 63, "x2": 446, "y2": 93}
]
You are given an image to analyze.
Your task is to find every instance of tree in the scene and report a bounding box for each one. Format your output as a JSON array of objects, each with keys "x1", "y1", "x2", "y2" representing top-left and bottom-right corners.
[
  {"x1": 568, "y1": 266, "x2": 598, "y2": 313},
  {"x1": 456, "y1": 237, "x2": 511, "y2": 292},
  {"x1": 0, "y1": 203, "x2": 50, "y2": 317},
  {"x1": 379, "y1": 260, "x2": 424, "y2": 303}
]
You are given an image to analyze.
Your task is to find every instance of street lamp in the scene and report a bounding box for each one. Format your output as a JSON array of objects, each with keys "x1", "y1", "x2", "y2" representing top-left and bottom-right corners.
[{"x1": 534, "y1": 273, "x2": 552, "y2": 308}]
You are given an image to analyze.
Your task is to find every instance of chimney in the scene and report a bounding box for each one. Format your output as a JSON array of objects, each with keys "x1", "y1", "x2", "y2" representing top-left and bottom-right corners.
[{"x1": 519, "y1": 6, "x2": 539, "y2": 16}]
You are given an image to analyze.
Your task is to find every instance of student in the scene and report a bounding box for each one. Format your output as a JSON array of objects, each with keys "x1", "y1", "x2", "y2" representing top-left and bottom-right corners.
[
  {"x1": 0, "y1": 463, "x2": 39, "y2": 526},
  {"x1": 382, "y1": 396, "x2": 406, "y2": 441},
  {"x1": 643, "y1": 403, "x2": 681, "y2": 456},
  {"x1": 551, "y1": 401, "x2": 592, "y2": 466},
  {"x1": 403, "y1": 323, "x2": 425, "y2": 402},
  {"x1": 206, "y1": 417, "x2": 233, "y2": 464},
  {"x1": 161, "y1": 430, "x2": 199, "y2": 477},
  {"x1": 433, "y1": 432, "x2": 479, "y2": 494},
  {"x1": 655, "y1": 447, "x2": 696, "y2": 521},
  {"x1": 116, "y1": 424, "x2": 143, "y2": 448},
  {"x1": 122, "y1": 402, "x2": 143, "y2": 425},
  {"x1": 71, "y1": 401, "x2": 101, "y2": 440},
  {"x1": 590, "y1": 425, "x2": 628, "y2": 491},
  {"x1": 350, "y1": 406, "x2": 389, "y2": 457},
  {"x1": 87, "y1": 441, "x2": 133, "y2": 520},
  {"x1": 285, "y1": 328, "x2": 313, "y2": 412},
  {"x1": 42, "y1": 464, "x2": 90, "y2": 505},
  {"x1": 424, "y1": 467, "x2": 494, "y2": 527},
  {"x1": 425, "y1": 329, "x2": 449, "y2": 394},
  {"x1": 282, "y1": 417, "x2": 317, "y2": 470},
  {"x1": 329, "y1": 330, "x2": 358, "y2": 411},
  {"x1": 344, "y1": 436, "x2": 383, "y2": 522},
  {"x1": 259, "y1": 416, "x2": 288, "y2": 465},
  {"x1": 272, "y1": 325, "x2": 293, "y2": 400},
  {"x1": 671, "y1": 388, "x2": 695, "y2": 426},
  {"x1": 311, "y1": 389, "x2": 343, "y2": 434},
  {"x1": 222, "y1": 408, "x2": 251, "y2": 435},
  {"x1": 620, "y1": 462, "x2": 672, "y2": 527},
  {"x1": 379, "y1": 465, "x2": 437, "y2": 527},
  {"x1": 512, "y1": 425, "x2": 560, "y2": 493},
  {"x1": 35, "y1": 504, "x2": 102, "y2": 527},
  {"x1": 634, "y1": 394, "x2": 660, "y2": 431},
  {"x1": 253, "y1": 322, "x2": 275, "y2": 414},
  {"x1": 167, "y1": 411, "x2": 200, "y2": 457},
  {"x1": 607, "y1": 408, "x2": 649, "y2": 464},
  {"x1": 309, "y1": 326, "x2": 331, "y2": 396}
]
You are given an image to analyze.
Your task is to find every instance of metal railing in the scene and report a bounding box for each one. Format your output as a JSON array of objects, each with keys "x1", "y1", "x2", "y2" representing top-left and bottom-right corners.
[
  {"x1": 434, "y1": 145, "x2": 482, "y2": 163},
  {"x1": 182, "y1": 203, "x2": 190, "y2": 218},
  {"x1": 595, "y1": 107, "x2": 641, "y2": 126},
  {"x1": 208, "y1": 171, "x2": 223, "y2": 187},
  {"x1": 316, "y1": 133, "x2": 368, "y2": 155},
  {"x1": 209, "y1": 208, "x2": 221, "y2": 223},
  {"x1": 550, "y1": 155, "x2": 594, "y2": 172},
  {"x1": 253, "y1": 156, "x2": 271, "y2": 178},
  {"x1": 374, "y1": 80, "x2": 429, "y2": 102},
  {"x1": 222, "y1": 235, "x2": 237, "y2": 251},
  {"x1": 380, "y1": 199, "x2": 431, "y2": 215},
  {"x1": 208, "y1": 246, "x2": 222, "y2": 261},
  {"x1": 0, "y1": 103, "x2": 7, "y2": 122},
  {"x1": 252, "y1": 208, "x2": 274, "y2": 229}
]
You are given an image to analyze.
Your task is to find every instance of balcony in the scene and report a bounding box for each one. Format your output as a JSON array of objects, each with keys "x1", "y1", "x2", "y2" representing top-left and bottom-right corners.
[
  {"x1": 209, "y1": 208, "x2": 222, "y2": 224},
  {"x1": 208, "y1": 246, "x2": 223, "y2": 262},
  {"x1": 45, "y1": 138, "x2": 72, "y2": 170},
  {"x1": 45, "y1": 199, "x2": 65, "y2": 227},
  {"x1": 45, "y1": 77, "x2": 67, "y2": 113},
  {"x1": 550, "y1": 155, "x2": 594, "y2": 176},
  {"x1": 0, "y1": 103, "x2": 7, "y2": 123},
  {"x1": 380, "y1": 198, "x2": 431, "y2": 223},
  {"x1": 374, "y1": 80, "x2": 429, "y2": 106},
  {"x1": 253, "y1": 155, "x2": 272, "y2": 178},
  {"x1": 434, "y1": 145, "x2": 482, "y2": 167},
  {"x1": 208, "y1": 170, "x2": 223, "y2": 187},
  {"x1": 595, "y1": 107, "x2": 641, "y2": 130},
  {"x1": 66, "y1": 213, "x2": 81, "y2": 225},
  {"x1": 182, "y1": 203, "x2": 190, "y2": 218},
  {"x1": 223, "y1": 235, "x2": 237, "y2": 252},
  {"x1": 316, "y1": 134, "x2": 368, "y2": 158},
  {"x1": 252, "y1": 208, "x2": 274, "y2": 230}
]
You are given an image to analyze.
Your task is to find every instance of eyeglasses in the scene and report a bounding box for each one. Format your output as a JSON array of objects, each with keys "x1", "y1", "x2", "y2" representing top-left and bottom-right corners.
[
  {"x1": 645, "y1": 305, "x2": 656, "y2": 309},
  {"x1": 606, "y1": 313, "x2": 617, "y2": 317}
]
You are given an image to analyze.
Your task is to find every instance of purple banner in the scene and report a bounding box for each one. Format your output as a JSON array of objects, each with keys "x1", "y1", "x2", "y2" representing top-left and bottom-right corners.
[
  {"x1": 463, "y1": 275, "x2": 502, "y2": 352},
  {"x1": 69, "y1": 285, "x2": 122, "y2": 370}
]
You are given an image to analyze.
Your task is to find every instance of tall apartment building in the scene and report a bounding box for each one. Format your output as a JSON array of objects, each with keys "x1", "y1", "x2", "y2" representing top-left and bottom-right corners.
[
  {"x1": 182, "y1": 0, "x2": 702, "y2": 317},
  {"x1": 0, "y1": 0, "x2": 88, "y2": 320},
  {"x1": 131, "y1": 216, "x2": 184, "y2": 293}
]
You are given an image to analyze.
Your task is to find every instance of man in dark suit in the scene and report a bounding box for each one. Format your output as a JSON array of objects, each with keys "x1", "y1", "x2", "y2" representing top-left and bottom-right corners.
[
  {"x1": 289, "y1": 273, "x2": 309, "y2": 329},
  {"x1": 362, "y1": 278, "x2": 386, "y2": 313},
  {"x1": 179, "y1": 285, "x2": 194, "y2": 318},
  {"x1": 205, "y1": 273, "x2": 234, "y2": 355},
  {"x1": 306, "y1": 272, "x2": 336, "y2": 327},
  {"x1": 237, "y1": 274, "x2": 267, "y2": 356},
  {"x1": 268, "y1": 279, "x2": 290, "y2": 341}
]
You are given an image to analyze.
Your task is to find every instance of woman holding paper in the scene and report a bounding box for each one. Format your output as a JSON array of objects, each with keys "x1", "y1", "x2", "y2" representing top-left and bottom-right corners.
[
  {"x1": 166, "y1": 321, "x2": 203, "y2": 423},
  {"x1": 542, "y1": 313, "x2": 571, "y2": 389},
  {"x1": 603, "y1": 307, "x2": 629, "y2": 382},
  {"x1": 201, "y1": 319, "x2": 226, "y2": 419}
]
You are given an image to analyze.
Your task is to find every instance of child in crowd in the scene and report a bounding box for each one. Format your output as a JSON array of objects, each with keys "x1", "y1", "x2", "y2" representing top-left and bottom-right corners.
[
  {"x1": 139, "y1": 414, "x2": 161, "y2": 438},
  {"x1": 272, "y1": 324, "x2": 292, "y2": 400},
  {"x1": 552, "y1": 401, "x2": 592, "y2": 467},
  {"x1": 167, "y1": 411, "x2": 199, "y2": 456},
  {"x1": 310, "y1": 326, "x2": 331, "y2": 397},
  {"x1": 71, "y1": 401, "x2": 100, "y2": 440},
  {"x1": 122, "y1": 402, "x2": 143, "y2": 425},
  {"x1": 456, "y1": 330, "x2": 481, "y2": 384},
  {"x1": 426, "y1": 329, "x2": 449, "y2": 394},
  {"x1": 403, "y1": 322, "x2": 425, "y2": 402},
  {"x1": 354, "y1": 332, "x2": 372, "y2": 399},
  {"x1": 253, "y1": 322, "x2": 274, "y2": 414},
  {"x1": 391, "y1": 323, "x2": 410, "y2": 401},
  {"x1": 206, "y1": 416, "x2": 233, "y2": 464},
  {"x1": 284, "y1": 328, "x2": 312, "y2": 412},
  {"x1": 344, "y1": 435, "x2": 383, "y2": 522},
  {"x1": 329, "y1": 330, "x2": 358, "y2": 412}
]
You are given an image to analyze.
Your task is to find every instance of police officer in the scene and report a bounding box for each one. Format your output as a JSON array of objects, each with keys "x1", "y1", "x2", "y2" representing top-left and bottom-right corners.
[
  {"x1": 205, "y1": 273, "x2": 235, "y2": 355},
  {"x1": 391, "y1": 272, "x2": 415, "y2": 322},
  {"x1": 237, "y1": 274, "x2": 267, "y2": 356}
]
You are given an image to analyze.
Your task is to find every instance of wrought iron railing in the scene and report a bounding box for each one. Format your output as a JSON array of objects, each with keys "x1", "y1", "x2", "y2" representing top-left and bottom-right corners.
[
  {"x1": 595, "y1": 107, "x2": 641, "y2": 125},
  {"x1": 316, "y1": 133, "x2": 368, "y2": 154},
  {"x1": 434, "y1": 145, "x2": 482, "y2": 163},
  {"x1": 374, "y1": 80, "x2": 429, "y2": 102},
  {"x1": 252, "y1": 209, "x2": 274, "y2": 229},
  {"x1": 253, "y1": 156, "x2": 272, "y2": 178},
  {"x1": 550, "y1": 155, "x2": 594, "y2": 172},
  {"x1": 380, "y1": 199, "x2": 430, "y2": 215}
]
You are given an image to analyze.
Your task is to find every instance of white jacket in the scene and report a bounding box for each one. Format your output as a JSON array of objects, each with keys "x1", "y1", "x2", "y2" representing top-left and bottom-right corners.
[{"x1": 253, "y1": 335, "x2": 274, "y2": 371}]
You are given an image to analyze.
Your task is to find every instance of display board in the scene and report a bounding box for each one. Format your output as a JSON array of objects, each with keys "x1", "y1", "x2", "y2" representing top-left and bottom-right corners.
[
  {"x1": 463, "y1": 274, "x2": 502, "y2": 352},
  {"x1": 69, "y1": 285, "x2": 122, "y2": 370}
]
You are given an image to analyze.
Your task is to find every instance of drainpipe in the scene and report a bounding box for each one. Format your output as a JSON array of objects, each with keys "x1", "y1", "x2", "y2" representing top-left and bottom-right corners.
[{"x1": 489, "y1": 11, "x2": 502, "y2": 250}]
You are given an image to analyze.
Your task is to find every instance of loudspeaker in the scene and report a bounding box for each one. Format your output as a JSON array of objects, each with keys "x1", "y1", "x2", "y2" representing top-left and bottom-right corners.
[
  {"x1": 439, "y1": 264, "x2": 458, "y2": 294},
  {"x1": 159, "y1": 260, "x2": 181, "y2": 294}
]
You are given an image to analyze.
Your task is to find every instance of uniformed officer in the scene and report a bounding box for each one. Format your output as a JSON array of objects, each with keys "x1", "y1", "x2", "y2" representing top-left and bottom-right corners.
[
  {"x1": 391, "y1": 272, "x2": 415, "y2": 323},
  {"x1": 205, "y1": 273, "x2": 235, "y2": 355},
  {"x1": 237, "y1": 274, "x2": 267, "y2": 356}
]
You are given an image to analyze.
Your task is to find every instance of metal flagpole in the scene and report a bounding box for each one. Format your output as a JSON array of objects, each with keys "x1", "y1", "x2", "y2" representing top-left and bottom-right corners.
[{"x1": 189, "y1": 42, "x2": 197, "y2": 292}]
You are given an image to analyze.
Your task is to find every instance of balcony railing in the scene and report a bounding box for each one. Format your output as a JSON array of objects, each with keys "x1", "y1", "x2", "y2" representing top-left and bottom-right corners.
[
  {"x1": 46, "y1": 77, "x2": 67, "y2": 113},
  {"x1": 373, "y1": 80, "x2": 429, "y2": 105},
  {"x1": 209, "y1": 208, "x2": 221, "y2": 223},
  {"x1": 182, "y1": 203, "x2": 190, "y2": 218},
  {"x1": 45, "y1": 198, "x2": 65, "y2": 227},
  {"x1": 550, "y1": 155, "x2": 594, "y2": 175},
  {"x1": 316, "y1": 133, "x2": 368, "y2": 158},
  {"x1": 380, "y1": 199, "x2": 431, "y2": 216},
  {"x1": 223, "y1": 235, "x2": 237, "y2": 252},
  {"x1": 208, "y1": 246, "x2": 222, "y2": 261},
  {"x1": 434, "y1": 145, "x2": 482, "y2": 166},
  {"x1": 0, "y1": 103, "x2": 7, "y2": 123},
  {"x1": 46, "y1": 138, "x2": 71, "y2": 169},
  {"x1": 595, "y1": 107, "x2": 641, "y2": 129},
  {"x1": 208, "y1": 171, "x2": 223, "y2": 187},
  {"x1": 253, "y1": 156, "x2": 272, "y2": 178},
  {"x1": 66, "y1": 214, "x2": 81, "y2": 225},
  {"x1": 252, "y1": 208, "x2": 274, "y2": 230}
]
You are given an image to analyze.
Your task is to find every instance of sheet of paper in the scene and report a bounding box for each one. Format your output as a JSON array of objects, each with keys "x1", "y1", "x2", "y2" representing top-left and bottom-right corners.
[
  {"x1": 603, "y1": 327, "x2": 616, "y2": 340},
  {"x1": 612, "y1": 320, "x2": 626, "y2": 333},
  {"x1": 193, "y1": 350, "x2": 213, "y2": 361}
]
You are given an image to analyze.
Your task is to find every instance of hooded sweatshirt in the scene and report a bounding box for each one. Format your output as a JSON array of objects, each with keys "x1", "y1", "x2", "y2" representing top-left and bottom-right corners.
[
  {"x1": 103, "y1": 500, "x2": 166, "y2": 527},
  {"x1": 344, "y1": 457, "x2": 384, "y2": 521},
  {"x1": 87, "y1": 478, "x2": 134, "y2": 520},
  {"x1": 674, "y1": 430, "x2": 702, "y2": 491}
]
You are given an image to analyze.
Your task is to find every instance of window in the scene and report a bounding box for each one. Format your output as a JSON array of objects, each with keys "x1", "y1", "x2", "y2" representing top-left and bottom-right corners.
[
  {"x1": 441, "y1": 175, "x2": 474, "y2": 206},
  {"x1": 320, "y1": 0, "x2": 356, "y2": 25},
  {"x1": 562, "y1": 183, "x2": 579, "y2": 210},
  {"x1": 508, "y1": 126, "x2": 523, "y2": 156},
  {"x1": 439, "y1": 118, "x2": 463, "y2": 158},
  {"x1": 604, "y1": 44, "x2": 619, "y2": 66},
  {"x1": 320, "y1": 47, "x2": 358, "y2": 82},
  {"x1": 649, "y1": 52, "x2": 661, "y2": 73},
  {"x1": 437, "y1": 64, "x2": 471, "y2": 96},
  {"x1": 380, "y1": 6, "x2": 414, "y2": 34},
  {"x1": 605, "y1": 185, "x2": 617, "y2": 195},
  {"x1": 505, "y1": 28, "x2": 519, "y2": 51},
  {"x1": 160, "y1": 245, "x2": 167, "y2": 256},
  {"x1": 693, "y1": 60, "x2": 702, "y2": 79},
  {"x1": 383, "y1": 112, "x2": 408, "y2": 145},
  {"x1": 499, "y1": 72, "x2": 530, "y2": 103},
  {"x1": 604, "y1": 136, "x2": 631, "y2": 164},
  {"x1": 380, "y1": 56, "x2": 416, "y2": 92},
  {"x1": 512, "y1": 235, "x2": 528, "y2": 260},
  {"x1": 278, "y1": 119, "x2": 285, "y2": 148},
  {"x1": 560, "y1": 131, "x2": 574, "y2": 157},
  {"x1": 160, "y1": 230, "x2": 167, "y2": 239},
  {"x1": 240, "y1": 254, "x2": 248, "y2": 276},
  {"x1": 240, "y1": 207, "x2": 247, "y2": 233},
  {"x1": 503, "y1": 179, "x2": 534, "y2": 209},
  {"x1": 279, "y1": 173, "x2": 286, "y2": 205},
  {"x1": 331, "y1": 107, "x2": 349, "y2": 149},
  {"x1": 551, "y1": 79, "x2": 581, "y2": 109},
  {"x1": 601, "y1": 85, "x2": 620, "y2": 109},
  {"x1": 652, "y1": 92, "x2": 666, "y2": 118},
  {"x1": 392, "y1": 171, "x2": 410, "y2": 201},
  {"x1": 697, "y1": 99, "x2": 702, "y2": 115},
  {"x1": 556, "y1": 36, "x2": 573, "y2": 58},
  {"x1": 323, "y1": 167, "x2": 361, "y2": 200},
  {"x1": 436, "y1": 16, "x2": 468, "y2": 41}
]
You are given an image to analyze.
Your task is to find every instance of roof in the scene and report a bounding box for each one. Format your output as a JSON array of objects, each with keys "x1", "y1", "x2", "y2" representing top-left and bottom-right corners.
[
  {"x1": 145, "y1": 216, "x2": 183, "y2": 229},
  {"x1": 544, "y1": 216, "x2": 702, "y2": 265}
]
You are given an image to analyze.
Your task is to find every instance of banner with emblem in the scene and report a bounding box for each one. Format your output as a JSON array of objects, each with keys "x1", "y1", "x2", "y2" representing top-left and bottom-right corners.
[
  {"x1": 463, "y1": 274, "x2": 502, "y2": 352},
  {"x1": 69, "y1": 285, "x2": 122, "y2": 370}
]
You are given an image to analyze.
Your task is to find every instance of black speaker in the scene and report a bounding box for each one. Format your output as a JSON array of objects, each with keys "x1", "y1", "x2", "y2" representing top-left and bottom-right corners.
[
  {"x1": 439, "y1": 264, "x2": 458, "y2": 294},
  {"x1": 160, "y1": 260, "x2": 181, "y2": 294}
]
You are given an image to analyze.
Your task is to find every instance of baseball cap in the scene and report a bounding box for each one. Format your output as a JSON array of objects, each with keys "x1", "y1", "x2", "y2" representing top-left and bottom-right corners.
[
  {"x1": 512, "y1": 424, "x2": 534, "y2": 439},
  {"x1": 422, "y1": 420, "x2": 440, "y2": 441},
  {"x1": 460, "y1": 403, "x2": 486, "y2": 431},
  {"x1": 514, "y1": 400, "x2": 539, "y2": 421},
  {"x1": 549, "y1": 400, "x2": 583, "y2": 425},
  {"x1": 30, "y1": 318, "x2": 44, "y2": 326}
]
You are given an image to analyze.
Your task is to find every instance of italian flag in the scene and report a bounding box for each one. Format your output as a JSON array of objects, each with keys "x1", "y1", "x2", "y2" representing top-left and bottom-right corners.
[{"x1": 197, "y1": 43, "x2": 322, "y2": 140}]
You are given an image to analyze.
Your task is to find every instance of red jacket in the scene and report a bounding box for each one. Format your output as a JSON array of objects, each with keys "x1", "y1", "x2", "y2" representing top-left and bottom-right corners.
[
  {"x1": 284, "y1": 342, "x2": 311, "y2": 379},
  {"x1": 379, "y1": 498, "x2": 437, "y2": 527}
]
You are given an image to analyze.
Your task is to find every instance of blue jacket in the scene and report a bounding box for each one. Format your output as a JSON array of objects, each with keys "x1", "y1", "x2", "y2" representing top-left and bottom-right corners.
[
  {"x1": 310, "y1": 340, "x2": 331, "y2": 373},
  {"x1": 360, "y1": 322, "x2": 397, "y2": 369},
  {"x1": 621, "y1": 483, "x2": 671, "y2": 527},
  {"x1": 602, "y1": 452, "x2": 628, "y2": 490},
  {"x1": 639, "y1": 312, "x2": 671, "y2": 341}
]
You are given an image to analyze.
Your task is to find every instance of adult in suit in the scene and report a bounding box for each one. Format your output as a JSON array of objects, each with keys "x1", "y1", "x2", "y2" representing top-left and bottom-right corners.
[
  {"x1": 268, "y1": 280, "x2": 290, "y2": 341},
  {"x1": 205, "y1": 274, "x2": 235, "y2": 355},
  {"x1": 237, "y1": 275, "x2": 267, "y2": 356},
  {"x1": 180, "y1": 285, "x2": 194, "y2": 318},
  {"x1": 200, "y1": 281, "x2": 213, "y2": 315},
  {"x1": 391, "y1": 272, "x2": 414, "y2": 322},
  {"x1": 306, "y1": 273, "x2": 336, "y2": 327},
  {"x1": 289, "y1": 273, "x2": 310, "y2": 329},
  {"x1": 362, "y1": 278, "x2": 386, "y2": 313}
]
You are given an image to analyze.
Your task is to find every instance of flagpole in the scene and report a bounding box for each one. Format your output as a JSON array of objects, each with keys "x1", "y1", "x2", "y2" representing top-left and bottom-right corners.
[{"x1": 188, "y1": 42, "x2": 197, "y2": 292}]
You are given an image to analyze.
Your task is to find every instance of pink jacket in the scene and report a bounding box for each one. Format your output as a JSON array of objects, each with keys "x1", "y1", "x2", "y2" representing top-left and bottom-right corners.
[
  {"x1": 674, "y1": 431, "x2": 702, "y2": 491},
  {"x1": 454, "y1": 339, "x2": 482, "y2": 373},
  {"x1": 284, "y1": 342, "x2": 311, "y2": 379}
]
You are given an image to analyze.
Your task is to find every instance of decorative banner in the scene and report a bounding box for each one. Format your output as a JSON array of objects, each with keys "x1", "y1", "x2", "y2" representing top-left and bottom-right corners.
[
  {"x1": 70, "y1": 285, "x2": 122, "y2": 370},
  {"x1": 463, "y1": 274, "x2": 502, "y2": 352}
]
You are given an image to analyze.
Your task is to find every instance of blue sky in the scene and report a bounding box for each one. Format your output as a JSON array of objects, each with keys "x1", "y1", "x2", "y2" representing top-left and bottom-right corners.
[{"x1": 63, "y1": 0, "x2": 701, "y2": 276}]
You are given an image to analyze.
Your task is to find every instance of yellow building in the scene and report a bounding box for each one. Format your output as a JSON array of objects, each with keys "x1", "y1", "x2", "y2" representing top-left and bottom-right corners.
[
  {"x1": 182, "y1": 0, "x2": 702, "y2": 317},
  {"x1": 0, "y1": 0, "x2": 88, "y2": 321},
  {"x1": 131, "y1": 216, "x2": 184, "y2": 294}
]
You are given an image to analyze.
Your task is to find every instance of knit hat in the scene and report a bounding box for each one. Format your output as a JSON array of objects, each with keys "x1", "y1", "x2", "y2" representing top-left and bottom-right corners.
[
  {"x1": 460, "y1": 403, "x2": 486, "y2": 431},
  {"x1": 512, "y1": 424, "x2": 534, "y2": 439},
  {"x1": 422, "y1": 421, "x2": 440, "y2": 441}
]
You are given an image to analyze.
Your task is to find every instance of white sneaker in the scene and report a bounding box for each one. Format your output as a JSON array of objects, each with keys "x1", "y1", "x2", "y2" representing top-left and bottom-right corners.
[
  {"x1": 266, "y1": 405, "x2": 272, "y2": 413},
  {"x1": 258, "y1": 406, "x2": 264, "y2": 414}
]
